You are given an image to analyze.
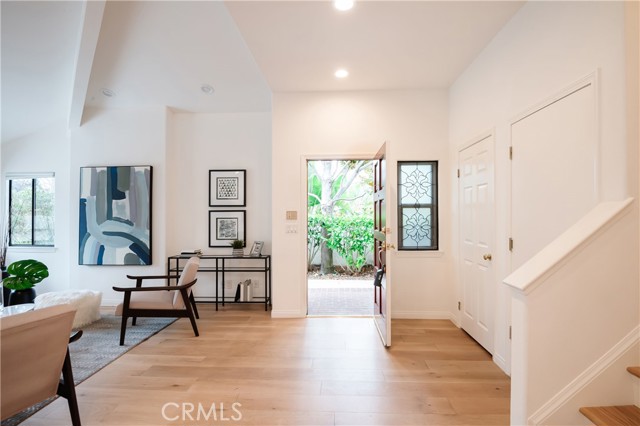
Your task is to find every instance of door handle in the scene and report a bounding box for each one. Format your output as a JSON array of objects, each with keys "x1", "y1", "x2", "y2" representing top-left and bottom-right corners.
[{"x1": 483, "y1": 253, "x2": 492, "y2": 261}]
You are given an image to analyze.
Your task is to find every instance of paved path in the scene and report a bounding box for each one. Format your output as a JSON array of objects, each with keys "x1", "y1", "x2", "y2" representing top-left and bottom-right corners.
[{"x1": 307, "y1": 279, "x2": 373, "y2": 316}]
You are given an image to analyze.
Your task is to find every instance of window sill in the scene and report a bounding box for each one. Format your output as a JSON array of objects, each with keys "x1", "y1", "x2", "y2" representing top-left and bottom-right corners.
[
  {"x1": 395, "y1": 250, "x2": 444, "y2": 259},
  {"x1": 8, "y1": 246, "x2": 57, "y2": 253}
]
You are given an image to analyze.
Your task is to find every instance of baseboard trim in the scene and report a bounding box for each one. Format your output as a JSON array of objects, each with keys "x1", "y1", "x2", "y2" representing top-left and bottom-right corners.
[
  {"x1": 271, "y1": 310, "x2": 305, "y2": 318},
  {"x1": 529, "y1": 325, "x2": 640, "y2": 425},
  {"x1": 493, "y1": 353, "x2": 510, "y2": 376},
  {"x1": 392, "y1": 310, "x2": 454, "y2": 320}
]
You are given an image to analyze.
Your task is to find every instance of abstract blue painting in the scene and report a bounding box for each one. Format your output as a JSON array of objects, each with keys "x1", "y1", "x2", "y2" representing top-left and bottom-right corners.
[{"x1": 79, "y1": 166, "x2": 152, "y2": 265}]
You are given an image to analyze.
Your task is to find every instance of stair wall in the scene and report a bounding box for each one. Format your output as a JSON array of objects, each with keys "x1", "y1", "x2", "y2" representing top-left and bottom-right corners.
[{"x1": 505, "y1": 200, "x2": 639, "y2": 425}]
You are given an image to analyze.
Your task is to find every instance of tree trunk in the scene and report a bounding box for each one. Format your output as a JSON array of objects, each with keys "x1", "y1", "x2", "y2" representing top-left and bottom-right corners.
[
  {"x1": 320, "y1": 162, "x2": 335, "y2": 274},
  {"x1": 320, "y1": 227, "x2": 334, "y2": 274}
]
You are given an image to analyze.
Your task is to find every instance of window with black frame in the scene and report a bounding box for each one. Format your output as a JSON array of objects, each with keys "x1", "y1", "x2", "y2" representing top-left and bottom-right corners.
[
  {"x1": 397, "y1": 161, "x2": 438, "y2": 250},
  {"x1": 7, "y1": 174, "x2": 55, "y2": 247}
]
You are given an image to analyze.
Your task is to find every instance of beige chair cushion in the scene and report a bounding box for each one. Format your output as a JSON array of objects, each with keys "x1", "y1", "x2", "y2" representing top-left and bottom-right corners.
[
  {"x1": 1, "y1": 304, "x2": 76, "y2": 420},
  {"x1": 114, "y1": 290, "x2": 174, "y2": 315},
  {"x1": 172, "y1": 256, "x2": 200, "y2": 309}
]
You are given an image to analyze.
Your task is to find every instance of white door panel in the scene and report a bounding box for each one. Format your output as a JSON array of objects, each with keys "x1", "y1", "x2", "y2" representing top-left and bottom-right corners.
[{"x1": 459, "y1": 134, "x2": 495, "y2": 354}]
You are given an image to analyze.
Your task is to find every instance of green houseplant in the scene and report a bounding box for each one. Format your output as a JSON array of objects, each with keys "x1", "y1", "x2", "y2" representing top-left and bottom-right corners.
[
  {"x1": 3, "y1": 259, "x2": 49, "y2": 305},
  {"x1": 230, "y1": 240, "x2": 245, "y2": 256}
]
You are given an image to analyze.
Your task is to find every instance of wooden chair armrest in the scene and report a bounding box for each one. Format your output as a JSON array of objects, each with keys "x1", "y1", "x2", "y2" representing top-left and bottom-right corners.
[
  {"x1": 69, "y1": 330, "x2": 83, "y2": 344},
  {"x1": 126, "y1": 275, "x2": 180, "y2": 280},
  {"x1": 113, "y1": 279, "x2": 197, "y2": 293},
  {"x1": 113, "y1": 285, "x2": 178, "y2": 292}
]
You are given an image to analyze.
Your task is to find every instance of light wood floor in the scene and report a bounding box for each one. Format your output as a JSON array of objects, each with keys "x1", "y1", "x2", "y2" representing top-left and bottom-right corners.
[{"x1": 22, "y1": 305, "x2": 510, "y2": 426}]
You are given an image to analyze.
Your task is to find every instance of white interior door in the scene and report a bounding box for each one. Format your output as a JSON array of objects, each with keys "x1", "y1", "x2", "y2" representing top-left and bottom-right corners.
[
  {"x1": 373, "y1": 143, "x2": 392, "y2": 347},
  {"x1": 459, "y1": 134, "x2": 495, "y2": 353}
]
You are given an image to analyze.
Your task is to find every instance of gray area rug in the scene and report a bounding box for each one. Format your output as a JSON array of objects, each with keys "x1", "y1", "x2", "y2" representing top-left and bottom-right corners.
[{"x1": 1, "y1": 315, "x2": 176, "y2": 426}]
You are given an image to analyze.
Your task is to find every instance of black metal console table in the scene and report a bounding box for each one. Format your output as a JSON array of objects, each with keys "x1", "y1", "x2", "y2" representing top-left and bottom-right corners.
[{"x1": 167, "y1": 254, "x2": 271, "y2": 311}]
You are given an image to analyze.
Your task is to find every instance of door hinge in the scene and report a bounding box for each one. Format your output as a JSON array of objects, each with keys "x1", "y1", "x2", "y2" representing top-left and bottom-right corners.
[
  {"x1": 509, "y1": 326, "x2": 512, "y2": 340},
  {"x1": 458, "y1": 301, "x2": 461, "y2": 311},
  {"x1": 508, "y1": 238, "x2": 514, "y2": 251},
  {"x1": 509, "y1": 146, "x2": 513, "y2": 160},
  {"x1": 457, "y1": 169, "x2": 460, "y2": 178}
]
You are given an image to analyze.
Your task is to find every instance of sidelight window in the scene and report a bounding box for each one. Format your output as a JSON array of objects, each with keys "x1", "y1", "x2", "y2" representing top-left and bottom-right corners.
[{"x1": 397, "y1": 161, "x2": 438, "y2": 250}]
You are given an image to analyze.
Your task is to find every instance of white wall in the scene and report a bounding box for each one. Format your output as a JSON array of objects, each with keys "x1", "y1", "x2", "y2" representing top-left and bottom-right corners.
[
  {"x1": 167, "y1": 111, "x2": 272, "y2": 300},
  {"x1": 69, "y1": 106, "x2": 168, "y2": 305},
  {"x1": 1, "y1": 121, "x2": 71, "y2": 294},
  {"x1": 449, "y1": 1, "x2": 629, "y2": 373},
  {"x1": 272, "y1": 90, "x2": 451, "y2": 318}
]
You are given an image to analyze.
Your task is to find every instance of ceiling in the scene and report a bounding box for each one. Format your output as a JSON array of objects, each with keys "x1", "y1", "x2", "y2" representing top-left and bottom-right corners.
[
  {"x1": 1, "y1": 1, "x2": 83, "y2": 142},
  {"x1": 225, "y1": 1, "x2": 524, "y2": 92},
  {"x1": 1, "y1": 0, "x2": 525, "y2": 143}
]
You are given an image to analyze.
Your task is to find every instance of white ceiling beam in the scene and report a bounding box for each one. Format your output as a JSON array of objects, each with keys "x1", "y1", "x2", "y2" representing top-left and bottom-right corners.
[{"x1": 68, "y1": 0, "x2": 105, "y2": 128}]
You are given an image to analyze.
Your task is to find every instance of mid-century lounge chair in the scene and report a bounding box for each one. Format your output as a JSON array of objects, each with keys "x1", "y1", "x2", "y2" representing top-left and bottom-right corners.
[
  {"x1": 113, "y1": 256, "x2": 200, "y2": 345},
  {"x1": 1, "y1": 304, "x2": 82, "y2": 426}
]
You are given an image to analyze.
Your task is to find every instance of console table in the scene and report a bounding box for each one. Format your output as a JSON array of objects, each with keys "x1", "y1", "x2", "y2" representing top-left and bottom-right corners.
[{"x1": 167, "y1": 254, "x2": 271, "y2": 311}]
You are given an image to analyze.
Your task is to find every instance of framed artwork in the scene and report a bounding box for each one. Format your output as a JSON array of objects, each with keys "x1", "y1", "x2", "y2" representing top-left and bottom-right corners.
[
  {"x1": 249, "y1": 241, "x2": 264, "y2": 257},
  {"x1": 209, "y1": 210, "x2": 246, "y2": 247},
  {"x1": 79, "y1": 166, "x2": 152, "y2": 265},
  {"x1": 209, "y1": 170, "x2": 246, "y2": 207}
]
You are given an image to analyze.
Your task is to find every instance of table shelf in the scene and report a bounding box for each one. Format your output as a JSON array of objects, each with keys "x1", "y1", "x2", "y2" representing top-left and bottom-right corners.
[{"x1": 167, "y1": 254, "x2": 271, "y2": 311}]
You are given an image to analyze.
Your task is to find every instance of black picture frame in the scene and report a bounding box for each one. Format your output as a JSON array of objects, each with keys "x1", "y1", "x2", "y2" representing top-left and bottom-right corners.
[
  {"x1": 208, "y1": 210, "x2": 246, "y2": 247},
  {"x1": 209, "y1": 170, "x2": 246, "y2": 207}
]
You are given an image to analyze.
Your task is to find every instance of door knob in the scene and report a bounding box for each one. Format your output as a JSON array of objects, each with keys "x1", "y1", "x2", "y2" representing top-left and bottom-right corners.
[
  {"x1": 483, "y1": 253, "x2": 492, "y2": 261},
  {"x1": 386, "y1": 243, "x2": 396, "y2": 250}
]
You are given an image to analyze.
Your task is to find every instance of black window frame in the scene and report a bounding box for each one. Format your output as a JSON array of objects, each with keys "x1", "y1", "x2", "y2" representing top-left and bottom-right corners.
[
  {"x1": 8, "y1": 175, "x2": 55, "y2": 247},
  {"x1": 397, "y1": 160, "x2": 439, "y2": 251}
]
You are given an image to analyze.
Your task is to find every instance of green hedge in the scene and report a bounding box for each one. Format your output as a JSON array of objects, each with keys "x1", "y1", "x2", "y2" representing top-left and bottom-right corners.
[{"x1": 307, "y1": 214, "x2": 373, "y2": 273}]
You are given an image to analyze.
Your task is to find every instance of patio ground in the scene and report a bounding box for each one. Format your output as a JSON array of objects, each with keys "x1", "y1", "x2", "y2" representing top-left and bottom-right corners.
[{"x1": 307, "y1": 279, "x2": 373, "y2": 316}]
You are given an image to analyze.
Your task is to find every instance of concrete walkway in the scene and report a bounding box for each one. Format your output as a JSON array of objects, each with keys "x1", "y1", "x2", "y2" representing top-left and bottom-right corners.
[{"x1": 307, "y1": 279, "x2": 373, "y2": 316}]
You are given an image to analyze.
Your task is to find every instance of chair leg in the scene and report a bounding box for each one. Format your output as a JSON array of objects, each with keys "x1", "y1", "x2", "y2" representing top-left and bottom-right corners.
[
  {"x1": 190, "y1": 293, "x2": 200, "y2": 319},
  {"x1": 132, "y1": 317, "x2": 137, "y2": 326},
  {"x1": 181, "y1": 289, "x2": 199, "y2": 337},
  {"x1": 187, "y1": 310, "x2": 199, "y2": 337},
  {"x1": 58, "y1": 348, "x2": 81, "y2": 426},
  {"x1": 119, "y1": 315, "x2": 128, "y2": 346}
]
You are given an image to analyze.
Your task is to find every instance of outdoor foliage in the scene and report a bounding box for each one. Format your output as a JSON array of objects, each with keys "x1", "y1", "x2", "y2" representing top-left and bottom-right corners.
[
  {"x1": 307, "y1": 160, "x2": 373, "y2": 274},
  {"x1": 307, "y1": 215, "x2": 325, "y2": 268},
  {"x1": 308, "y1": 214, "x2": 373, "y2": 273}
]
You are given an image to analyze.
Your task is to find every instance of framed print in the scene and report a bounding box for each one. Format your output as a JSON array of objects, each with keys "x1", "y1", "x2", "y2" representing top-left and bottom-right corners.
[
  {"x1": 249, "y1": 241, "x2": 264, "y2": 257},
  {"x1": 209, "y1": 210, "x2": 246, "y2": 247},
  {"x1": 79, "y1": 165, "x2": 152, "y2": 265},
  {"x1": 209, "y1": 170, "x2": 246, "y2": 207}
]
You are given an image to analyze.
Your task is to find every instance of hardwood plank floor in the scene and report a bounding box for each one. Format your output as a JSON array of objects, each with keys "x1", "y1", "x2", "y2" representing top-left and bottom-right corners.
[{"x1": 21, "y1": 305, "x2": 510, "y2": 425}]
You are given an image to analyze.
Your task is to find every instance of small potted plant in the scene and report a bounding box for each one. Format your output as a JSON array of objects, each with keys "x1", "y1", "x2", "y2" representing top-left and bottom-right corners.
[
  {"x1": 3, "y1": 259, "x2": 49, "y2": 305},
  {"x1": 230, "y1": 240, "x2": 245, "y2": 257}
]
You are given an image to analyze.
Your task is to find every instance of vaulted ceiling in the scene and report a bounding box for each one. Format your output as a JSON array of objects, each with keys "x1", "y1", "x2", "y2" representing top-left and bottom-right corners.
[{"x1": 1, "y1": 0, "x2": 524, "y2": 143}]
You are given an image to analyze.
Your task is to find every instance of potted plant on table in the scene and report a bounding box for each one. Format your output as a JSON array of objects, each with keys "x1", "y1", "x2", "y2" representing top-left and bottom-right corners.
[
  {"x1": 3, "y1": 259, "x2": 49, "y2": 305},
  {"x1": 230, "y1": 240, "x2": 245, "y2": 257}
]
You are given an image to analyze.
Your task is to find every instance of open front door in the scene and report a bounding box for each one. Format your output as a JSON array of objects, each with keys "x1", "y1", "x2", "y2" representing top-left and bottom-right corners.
[{"x1": 373, "y1": 143, "x2": 392, "y2": 347}]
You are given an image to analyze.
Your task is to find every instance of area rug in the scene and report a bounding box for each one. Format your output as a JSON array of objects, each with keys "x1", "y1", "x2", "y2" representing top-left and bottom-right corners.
[{"x1": 1, "y1": 315, "x2": 176, "y2": 426}]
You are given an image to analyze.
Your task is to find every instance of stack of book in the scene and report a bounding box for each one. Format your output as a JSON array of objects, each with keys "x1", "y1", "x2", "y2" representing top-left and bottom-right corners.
[{"x1": 180, "y1": 249, "x2": 202, "y2": 256}]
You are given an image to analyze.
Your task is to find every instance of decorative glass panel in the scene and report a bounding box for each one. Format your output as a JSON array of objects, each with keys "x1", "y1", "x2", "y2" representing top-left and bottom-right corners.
[{"x1": 398, "y1": 161, "x2": 438, "y2": 250}]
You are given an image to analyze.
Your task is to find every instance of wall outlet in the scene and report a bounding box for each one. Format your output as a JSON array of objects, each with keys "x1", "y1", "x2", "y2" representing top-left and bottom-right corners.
[{"x1": 225, "y1": 281, "x2": 233, "y2": 291}]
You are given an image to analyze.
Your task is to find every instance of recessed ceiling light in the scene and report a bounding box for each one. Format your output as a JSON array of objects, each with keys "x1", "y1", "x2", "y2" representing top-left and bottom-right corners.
[
  {"x1": 334, "y1": 0, "x2": 354, "y2": 11},
  {"x1": 201, "y1": 84, "x2": 215, "y2": 95},
  {"x1": 335, "y1": 69, "x2": 349, "y2": 79},
  {"x1": 101, "y1": 88, "x2": 116, "y2": 97}
]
